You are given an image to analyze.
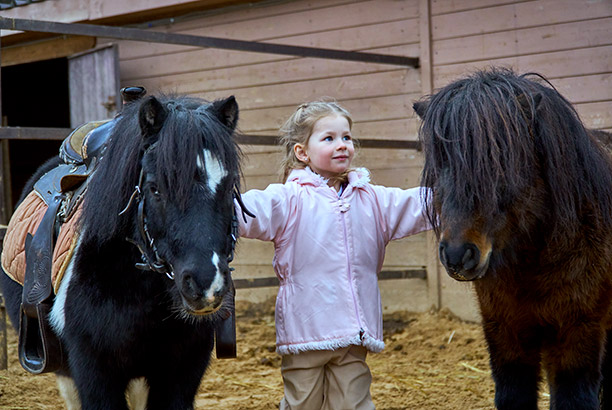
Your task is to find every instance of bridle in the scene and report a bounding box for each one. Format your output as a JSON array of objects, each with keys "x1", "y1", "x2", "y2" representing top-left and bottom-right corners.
[{"x1": 119, "y1": 143, "x2": 254, "y2": 280}]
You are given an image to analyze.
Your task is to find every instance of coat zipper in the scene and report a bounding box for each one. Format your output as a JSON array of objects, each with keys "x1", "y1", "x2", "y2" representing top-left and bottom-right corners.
[{"x1": 339, "y1": 196, "x2": 364, "y2": 340}]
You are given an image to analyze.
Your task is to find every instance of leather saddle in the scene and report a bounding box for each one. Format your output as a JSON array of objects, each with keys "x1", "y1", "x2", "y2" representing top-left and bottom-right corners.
[{"x1": 18, "y1": 86, "x2": 236, "y2": 374}]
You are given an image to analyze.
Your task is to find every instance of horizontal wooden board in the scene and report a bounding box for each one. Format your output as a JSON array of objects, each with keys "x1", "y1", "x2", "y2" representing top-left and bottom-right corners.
[
  {"x1": 575, "y1": 101, "x2": 612, "y2": 130},
  {"x1": 240, "y1": 168, "x2": 424, "y2": 194},
  {"x1": 237, "y1": 94, "x2": 422, "y2": 133},
  {"x1": 118, "y1": 0, "x2": 418, "y2": 60},
  {"x1": 118, "y1": 21, "x2": 419, "y2": 79},
  {"x1": 430, "y1": 0, "x2": 522, "y2": 15},
  {"x1": 120, "y1": 45, "x2": 418, "y2": 98},
  {"x1": 1, "y1": 35, "x2": 96, "y2": 67},
  {"x1": 551, "y1": 73, "x2": 612, "y2": 104},
  {"x1": 433, "y1": 17, "x2": 612, "y2": 66},
  {"x1": 433, "y1": 45, "x2": 612, "y2": 87},
  {"x1": 233, "y1": 234, "x2": 427, "y2": 272},
  {"x1": 240, "y1": 145, "x2": 422, "y2": 174},
  {"x1": 199, "y1": 69, "x2": 421, "y2": 111},
  {"x1": 431, "y1": 0, "x2": 612, "y2": 40}
]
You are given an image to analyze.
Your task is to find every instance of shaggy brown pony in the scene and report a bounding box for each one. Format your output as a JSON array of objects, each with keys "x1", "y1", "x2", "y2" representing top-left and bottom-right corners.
[{"x1": 414, "y1": 68, "x2": 612, "y2": 410}]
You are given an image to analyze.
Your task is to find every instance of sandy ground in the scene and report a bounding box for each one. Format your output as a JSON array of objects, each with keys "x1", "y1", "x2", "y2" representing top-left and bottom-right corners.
[{"x1": 0, "y1": 298, "x2": 551, "y2": 409}]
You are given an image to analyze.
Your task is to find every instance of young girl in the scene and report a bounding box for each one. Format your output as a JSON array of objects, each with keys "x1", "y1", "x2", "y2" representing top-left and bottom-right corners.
[{"x1": 237, "y1": 101, "x2": 430, "y2": 409}]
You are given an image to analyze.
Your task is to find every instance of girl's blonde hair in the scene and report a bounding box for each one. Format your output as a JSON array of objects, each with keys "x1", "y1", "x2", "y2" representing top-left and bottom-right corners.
[{"x1": 279, "y1": 100, "x2": 355, "y2": 182}]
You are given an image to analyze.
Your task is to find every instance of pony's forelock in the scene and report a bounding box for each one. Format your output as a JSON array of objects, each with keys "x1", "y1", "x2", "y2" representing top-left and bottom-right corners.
[
  {"x1": 419, "y1": 68, "x2": 612, "y2": 239},
  {"x1": 81, "y1": 95, "x2": 241, "y2": 245}
]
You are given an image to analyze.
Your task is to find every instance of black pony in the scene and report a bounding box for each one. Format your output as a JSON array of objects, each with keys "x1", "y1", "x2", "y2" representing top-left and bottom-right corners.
[
  {"x1": 0, "y1": 94, "x2": 243, "y2": 409},
  {"x1": 414, "y1": 68, "x2": 612, "y2": 410}
]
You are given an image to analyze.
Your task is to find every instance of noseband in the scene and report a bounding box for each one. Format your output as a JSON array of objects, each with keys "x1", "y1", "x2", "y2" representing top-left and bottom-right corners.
[{"x1": 119, "y1": 145, "x2": 254, "y2": 280}]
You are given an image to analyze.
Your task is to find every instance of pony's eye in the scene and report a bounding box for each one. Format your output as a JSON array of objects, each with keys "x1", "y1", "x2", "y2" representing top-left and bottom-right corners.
[{"x1": 149, "y1": 185, "x2": 161, "y2": 198}]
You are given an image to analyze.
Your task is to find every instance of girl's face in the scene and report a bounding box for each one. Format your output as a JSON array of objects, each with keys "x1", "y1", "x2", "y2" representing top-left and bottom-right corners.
[{"x1": 294, "y1": 114, "x2": 354, "y2": 181}]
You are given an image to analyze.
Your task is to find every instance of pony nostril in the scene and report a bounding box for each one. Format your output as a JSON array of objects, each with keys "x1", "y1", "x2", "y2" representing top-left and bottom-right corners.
[
  {"x1": 462, "y1": 244, "x2": 480, "y2": 271},
  {"x1": 439, "y1": 241, "x2": 448, "y2": 266},
  {"x1": 440, "y1": 242, "x2": 480, "y2": 272},
  {"x1": 181, "y1": 272, "x2": 203, "y2": 299}
]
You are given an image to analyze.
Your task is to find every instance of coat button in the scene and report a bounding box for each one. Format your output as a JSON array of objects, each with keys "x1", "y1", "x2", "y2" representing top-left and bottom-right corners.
[{"x1": 339, "y1": 201, "x2": 350, "y2": 212}]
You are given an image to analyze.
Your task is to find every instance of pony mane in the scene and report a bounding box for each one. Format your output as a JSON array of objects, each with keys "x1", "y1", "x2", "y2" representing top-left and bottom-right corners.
[
  {"x1": 419, "y1": 67, "x2": 612, "y2": 238},
  {"x1": 81, "y1": 94, "x2": 242, "y2": 244}
]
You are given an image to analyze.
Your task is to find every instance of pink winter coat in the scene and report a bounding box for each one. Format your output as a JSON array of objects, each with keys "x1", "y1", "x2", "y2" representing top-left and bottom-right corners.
[{"x1": 238, "y1": 167, "x2": 430, "y2": 355}]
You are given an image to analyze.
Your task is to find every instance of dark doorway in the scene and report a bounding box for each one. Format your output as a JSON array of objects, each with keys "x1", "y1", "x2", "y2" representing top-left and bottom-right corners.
[{"x1": 1, "y1": 57, "x2": 69, "y2": 209}]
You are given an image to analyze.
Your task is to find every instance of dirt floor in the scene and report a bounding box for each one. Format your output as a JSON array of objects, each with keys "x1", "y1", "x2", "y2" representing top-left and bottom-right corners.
[{"x1": 0, "y1": 299, "x2": 551, "y2": 410}]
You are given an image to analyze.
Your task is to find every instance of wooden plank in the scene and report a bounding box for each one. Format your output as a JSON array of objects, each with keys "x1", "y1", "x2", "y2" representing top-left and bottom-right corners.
[
  {"x1": 234, "y1": 237, "x2": 427, "y2": 272},
  {"x1": 200, "y1": 70, "x2": 421, "y2": 111},
  {"x1": 432, "y1": 0, "x2": 612, "y2": 40},
  {"x1": 118, "y1": 0, "x2": 419, "y2": 60},
  {"x1": 124, "y1": 54, "x2": 411, "y2": 96},
  {"x1": 69, "y1": 44, "x2": 121, "y2": 126},
  {"x1": 0, "y1": 126, "x2": 71, "y2": 140},
  {"x1": 431, "y1": 0, "x2": 521, "y2": 15},
  {"x1": 232, "y1": 269, "x2": 427, "y2": 289},
  {"x1": 550, "y1": 73, "x2": 612, "y2": 105},
  {"x1": 433, "y1": 45, "x2": 612, "y2": 87},
  {"x1": 353, "y1": 118, "x2": 421, "y2": 141},
  {"x1": 238, "y1": 94, "x2": 422, "y2": 134},
  {"x1": 240, "y1": 165, "x2": 423, "y2": 196},
  {"x1": 419, "y1": 0, "x2": 433, "y2": 95},
  {"x1": 241, "y1": 162, "x2": 424, "y2": 192},
  {"x1": 118, "y1": 25, "x2": 418, "y2": 83},
  {"x1": 433, "y1": 17, "x2": 612, "y2": 66},
  {"x1": 0, "y1": 17, "x2": 417, "y2": 68},
  {"x1": 126, "y1": 47, "x2": 419, "y2": 101},
  {"x1": 0, "y1": 35, "x2": 96, "y2": 67},
  {"x1": 575, "y1": 101, "x2": 612, "y2": 130}
]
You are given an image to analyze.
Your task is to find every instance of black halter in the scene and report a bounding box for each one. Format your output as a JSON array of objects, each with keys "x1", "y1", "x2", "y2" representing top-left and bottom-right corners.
[{"x1": 119, "y1": 151, "x2": 254, "y2": 279}]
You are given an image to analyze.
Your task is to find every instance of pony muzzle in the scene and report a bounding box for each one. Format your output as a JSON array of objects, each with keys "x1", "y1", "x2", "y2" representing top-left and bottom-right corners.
[
  {"x1": 178, "y1": 267, "x2": 229, "y2": 315},
  {"x1": 439, "y1": 241, "x2": 486, "y2": 281}
]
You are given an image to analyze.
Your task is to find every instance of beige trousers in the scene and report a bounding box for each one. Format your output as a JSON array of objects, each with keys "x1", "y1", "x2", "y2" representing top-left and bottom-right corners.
[{"x1": 279, "y1": 345, "x2": 375, "y2": 410}]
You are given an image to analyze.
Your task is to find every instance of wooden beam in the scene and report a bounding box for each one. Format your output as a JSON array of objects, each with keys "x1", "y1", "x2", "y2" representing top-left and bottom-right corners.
[
  {"x1": 0, "y1": 41, "x2": 6, "y2": 372},
  {"x1": 0, "y1": 17, "x2": 419, "y2": 68},
  {"x1": 0, "y1": 127, "x2": 422, "y2": 149},
  {"x1": 1, "y1": 35, "x2": 96, "y2": 67},
  {"x1": 0, "y1": 126, "x2": 72, "y2": 140},
  {"x1": 233, "y1": 269, "x2": 427, "y2": 289}
]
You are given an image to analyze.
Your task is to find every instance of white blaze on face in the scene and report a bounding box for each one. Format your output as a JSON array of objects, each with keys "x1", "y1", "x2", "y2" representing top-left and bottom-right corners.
[
  {"x1": 197, "y1": 149, "x2": 227, "y2": 194},
  {"x1": 205, "y1": 252, "x2": 225, "y2": 302}
]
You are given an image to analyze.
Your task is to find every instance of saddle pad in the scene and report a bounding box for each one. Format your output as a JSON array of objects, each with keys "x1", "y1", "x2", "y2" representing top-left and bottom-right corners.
[{"x1": 1, "y1": 191, "x2": 80, "y2": 294}]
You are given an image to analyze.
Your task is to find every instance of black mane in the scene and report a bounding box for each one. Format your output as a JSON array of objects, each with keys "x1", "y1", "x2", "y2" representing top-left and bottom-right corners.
[
  {"x1": 81, "y1": 94, "x2": 241, "y2": 244},
  {"x1": 418, "y1": 67, "x2": 612, "y2": 239}
]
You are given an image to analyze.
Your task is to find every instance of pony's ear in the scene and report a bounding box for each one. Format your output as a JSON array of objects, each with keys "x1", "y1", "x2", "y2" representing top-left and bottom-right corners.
[
  {"x1": 139, "y1": 96, "x2": 168, "y2": 137},
  {"x1": 211, "y1": 96, "x2": 239, "y2": 130},
  {"x1": 413, "y1": 100, "x2": 429, "y2": 119},
  {"x1": 517, "y1": 93, "x2": 543, "y2": 121}
]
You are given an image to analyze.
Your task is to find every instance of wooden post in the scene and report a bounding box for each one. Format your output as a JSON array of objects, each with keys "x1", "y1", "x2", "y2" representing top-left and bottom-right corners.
[
  {"x1": 419, "y1": 0, "x2": 441, "y2": 312},
  {"x1": 0, "y1": 37, "x2": 8, "y2": 371}
]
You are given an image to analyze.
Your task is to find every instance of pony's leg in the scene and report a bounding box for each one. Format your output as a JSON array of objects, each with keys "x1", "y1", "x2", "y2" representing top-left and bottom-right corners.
[
  {"x1": 144, "y1": 337, "x2": 213, "y2": 410},
  {"x1": 57, "y1": 375, "x2": 81, "y2": 410},
  {"x1": 600, "y1": 329, "x2": 612, "y2": 410},
  {"x1": 482, "y1": 320, "x2": 541, "y2": 410},
  {"x1": 544, "y1": 324, "x2": 604, "y2": 410},
  {"x1": 68, "y1": 364, "x2": 131, "y2": 410}
]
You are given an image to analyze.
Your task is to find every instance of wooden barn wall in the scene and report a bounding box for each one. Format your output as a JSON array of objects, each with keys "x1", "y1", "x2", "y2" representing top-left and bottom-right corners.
[
  {"x1": 94, "y1": 0, "x2": 612, "y2": 319},
  {"x1": 425, "y1": 0, "x2": 612, "y2": 320},
  {"x1": 101, "y1": 0, "x2": 430, "y2": 313},
  {"x1": 429, "y1": 0, "x2": 612, "y2": 133}
]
